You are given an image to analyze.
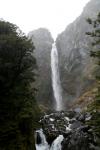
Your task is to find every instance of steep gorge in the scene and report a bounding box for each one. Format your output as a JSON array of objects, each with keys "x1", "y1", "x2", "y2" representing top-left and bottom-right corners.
[{"x1": 28, "y1": 0, "x2": 100, "y2": 109}]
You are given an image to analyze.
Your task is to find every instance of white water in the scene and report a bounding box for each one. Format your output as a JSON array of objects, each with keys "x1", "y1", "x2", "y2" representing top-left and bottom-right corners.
[
  {"x1": 35, "y1": 129, "x2": 63, "y2": 150},
  {"x1": 36, "y1": 44, "x2": 64, "y2": 149},
  {"x1": 35, "y1": 129, "x2": 49, "y2": 150},
  {"x1": 50, "y1": 135, "x2": 64, "y2": 150},
  {"x1": 51, "y1": 43, "x2": 63, "y2": 111}
]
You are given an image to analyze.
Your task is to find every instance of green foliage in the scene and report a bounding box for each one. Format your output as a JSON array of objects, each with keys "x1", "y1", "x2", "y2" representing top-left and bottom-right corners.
[
  {"x1": 0, "y1": 20, "x2": 40, "y2": 150},
  {"x1": 86, "y1": 11, "x2": 100, "y2": 98},
  {"x1": 86, "y1": 111, "x2": 100, "y2": 147},
  {"x1": 86, "y1": 12, "x2": 100, "y2": 145}
]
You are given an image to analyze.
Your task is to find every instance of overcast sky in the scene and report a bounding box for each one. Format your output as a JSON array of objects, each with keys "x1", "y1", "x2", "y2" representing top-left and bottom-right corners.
[{"x1": 0, "y1": 0, "x2": 90, "y2": 38}]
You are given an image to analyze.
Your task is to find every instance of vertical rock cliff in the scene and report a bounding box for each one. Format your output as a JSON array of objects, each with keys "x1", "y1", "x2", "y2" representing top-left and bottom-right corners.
[
  {"x1": 56, "y1": 0, "x2": 100, "y2": 106},
  {"x1": 28, "y1": 28, "x2": 54, "y2": 107}
]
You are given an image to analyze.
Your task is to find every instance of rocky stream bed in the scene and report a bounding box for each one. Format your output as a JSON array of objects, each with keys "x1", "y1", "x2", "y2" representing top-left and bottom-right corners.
[{"x1": 35, "y1": 110, "x2": 100, "y2": 150}]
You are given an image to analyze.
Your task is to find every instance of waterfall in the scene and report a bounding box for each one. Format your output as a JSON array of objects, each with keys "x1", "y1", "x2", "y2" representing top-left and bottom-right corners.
[
  {"x1": 35, "y1": 129, "x2": 49, "y2": 150},
  {"x1": 51, "y1": 43, "x2": 63, "y2": 111},
  {"x1": 35, "y1": 129, "x2": 63, "y2": 150},
  {"x1": 50, "y1": 135, "x2": 64, "y2": 150},
  {"x1": 35, "y1": 44, "x2": 64, "y2": 149}
]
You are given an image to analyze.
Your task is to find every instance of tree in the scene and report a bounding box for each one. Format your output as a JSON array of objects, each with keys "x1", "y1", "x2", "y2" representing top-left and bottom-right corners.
[{"x1": 0, "y1": 20, "x2": 40, "y2": 150}]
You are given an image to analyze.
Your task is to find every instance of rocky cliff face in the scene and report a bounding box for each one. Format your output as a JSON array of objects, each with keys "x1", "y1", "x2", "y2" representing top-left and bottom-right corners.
[
  {"x1": 28, "y1": 0, "x2": 100, "y2": 109},
  {"x1": 28, "y1": 28, "x2": 54, "y2": 107},
  {"x1": 56, "y1": 0, "x2": 100, "y2": 105}
]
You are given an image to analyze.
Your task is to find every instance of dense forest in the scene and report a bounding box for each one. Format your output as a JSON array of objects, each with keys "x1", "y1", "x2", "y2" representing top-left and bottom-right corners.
[{"x1": 0, "y1": 21, "x2": 40, "y2": 150}]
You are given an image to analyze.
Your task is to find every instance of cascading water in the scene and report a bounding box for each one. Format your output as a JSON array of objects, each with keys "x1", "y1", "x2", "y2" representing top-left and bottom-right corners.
[
  {"x1": 50, "y1": 135, "x2": 64, "y2": 150},
  {"x1": 35, "y1": 129, "x2": 63, "y2": 150},
  {"x1": 51, "y1": 43, "x2": 63, "y2": 111},
  {"x1": 35, "y1": 43, "x2": 64, "y2": 150},
  {"x1": 35, "y1": 129, "x2": 49, "y2": 150}
]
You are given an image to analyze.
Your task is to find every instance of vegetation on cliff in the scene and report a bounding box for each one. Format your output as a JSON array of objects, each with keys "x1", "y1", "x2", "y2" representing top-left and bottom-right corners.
[{"x1": 86, "y1": 12, "x2": 100, "y2": 146}]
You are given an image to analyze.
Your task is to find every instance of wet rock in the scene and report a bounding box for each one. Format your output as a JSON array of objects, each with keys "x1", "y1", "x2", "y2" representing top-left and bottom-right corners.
[
  {"x1": 70, "y1": 121, "x2": 83, "y2": 129},
  {"x1": 74, "y1": 107, "x2": 82, "y2": 113},
  {"x1": 36, "y1": 132, "x2": 42, "y2": 144},
  {"x1": 76, "y1": 113, "x2": 86, "y2": 122},
  {"x1": 62, "y1": 131, "x2": 92, "y2": 150},
  {"x1": 46, "y1": 132, "x2": 57, "y2": 145},
  {"x1": 77, "y1": 125, "x2": 90, "y2": 132},
  {"x1": 38, "y1": 111, "x2": 100, "y2": 150},
  {"x1": 85, "y1": 113, "x2": 92, "y2": 121}
]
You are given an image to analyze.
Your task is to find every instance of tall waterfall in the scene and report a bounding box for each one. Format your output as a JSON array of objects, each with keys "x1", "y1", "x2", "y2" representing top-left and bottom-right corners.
[{"x1": 51, "y1": 43, "x2": 63, "y2": 111}]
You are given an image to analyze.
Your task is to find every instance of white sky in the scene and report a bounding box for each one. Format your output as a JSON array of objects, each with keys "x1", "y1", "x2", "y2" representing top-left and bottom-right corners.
[{"x1": 0, "y1": 0, "x2": 90, "y2": 38}]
